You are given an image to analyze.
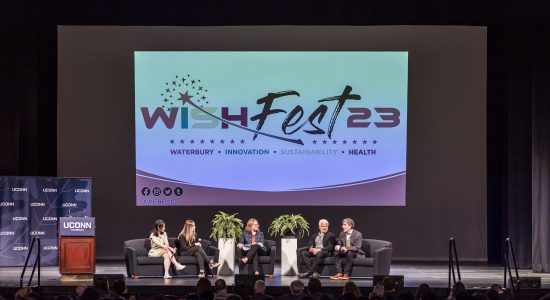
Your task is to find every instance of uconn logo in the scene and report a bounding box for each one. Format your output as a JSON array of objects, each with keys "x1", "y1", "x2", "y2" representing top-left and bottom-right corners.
[
  {"x1": 63, "y1": 221, "x2": 92, "y2": 229},
  {"x1": 30, "y1": 202, "x2": 45, "y2": 207},
  {"x1": 43, "y1": 216, "x2": 58, "y2": 221},
  {"x1": 0, "y1": 231, "x2": 15, "y2": 236},
  {"x1": 11, "y1": 187, "x2": 28, "y2": 192},
  {"x1": 43, "y1": 245, "x2": 58, "y2": 251},
  {"x1": 0, "y1": 202, "x2": 15, "y2": 207},
  {"x1": 62, "y1": 203, "x2": 77, "y2": 208},
  {"x1": 13, "y1": 246, "x2": 29, "y2": 251},
  {"x1": 42, "y1": 188, "x2": 57, "y2": 193},
  {"x1": 13, "y1": 216, "x2": 28, "y2": 221},
  {"x1": 75, "y1": 189, "x2": 90, "y2": 193},
  {"x1": 30, "y1": 231, "x2": 46, "y2": 236}
]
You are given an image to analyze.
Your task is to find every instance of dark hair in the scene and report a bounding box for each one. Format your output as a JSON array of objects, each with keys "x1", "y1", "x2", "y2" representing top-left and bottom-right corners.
[
  {"x1": 215, "y1": 279, "x2": 227, "y2": 292},
  {"x1": 153, "y1": 219, "x2": 165, "y2": 237},
  {"x1": 382, "y1": 276, "x2": 397, "y2": 291},
  {"x1": 226, "y1": 295, "x2": 242, "y2": 300},
  {"x1": 200, "y1": 290, "x2": 214, "y2": 300},
  {"x1": 195, "y1": 278, "x2": 212, "y2": 297},
  {"x1": 343, "y1": 282, "x2": 361, "y2": 298},
  {"x1": 308, "y1": 278, "x2": 322, "y2": 294},
  {"x1": 113, "y1": 278, "x2": 127, "y2": 295},
  {"x1": 415, "y1": 283, "x2": 434, "y2": 300},
  {"x1": 80, "y1": 288, "x2": 100, "y2": 300},
  {"x1": 397, "y1": 291, "x2": 414, "y2": 300},
  {"x1": 93, "y1": 277, "x2": 110, "y2": 293},
  {"x1": 291, "y1": 280, "x2": 305, "y2": 295},
  {"x1": 234, "y1": 285, "x2": 250, "y2": 300}
]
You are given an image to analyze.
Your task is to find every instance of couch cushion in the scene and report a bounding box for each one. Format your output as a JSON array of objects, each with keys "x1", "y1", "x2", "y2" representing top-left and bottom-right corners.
[
  {"x1": 137, "y1": 256, "x2": 164, "y2": 265},
  {"x1": 352, "y1": 257, "x2": 374, "y2": 266}
]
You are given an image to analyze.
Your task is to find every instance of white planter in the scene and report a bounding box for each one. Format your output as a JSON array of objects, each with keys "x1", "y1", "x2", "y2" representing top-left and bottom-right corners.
[
  {"x1": 217, "y1": 238, "x2": 235, "y2": 275},
  {"x1": 281, "y1": 237, "x2": 298, "y2": 276}
]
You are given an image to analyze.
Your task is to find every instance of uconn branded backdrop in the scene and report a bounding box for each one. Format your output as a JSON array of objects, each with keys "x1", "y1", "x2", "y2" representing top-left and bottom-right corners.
[{"x1": 0, "y1": 177, "x2": 92, "y2": 266}]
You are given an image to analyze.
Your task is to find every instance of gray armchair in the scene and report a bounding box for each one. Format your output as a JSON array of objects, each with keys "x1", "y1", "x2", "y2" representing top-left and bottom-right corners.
[
  {"x1": 296, "y1": 238, "x2": 392, "y2": 277},
  {"x1": 237, "y1": 240, "x2": 276, "y2": 276},
  {"x1": 124, "y1": 238, "x2": 219, "y2": 277}
]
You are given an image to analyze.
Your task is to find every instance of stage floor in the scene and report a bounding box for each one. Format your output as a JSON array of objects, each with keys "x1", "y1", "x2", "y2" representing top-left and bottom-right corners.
[{"x1": 3, "y1": 261, "x2": 550, "y2": 289}]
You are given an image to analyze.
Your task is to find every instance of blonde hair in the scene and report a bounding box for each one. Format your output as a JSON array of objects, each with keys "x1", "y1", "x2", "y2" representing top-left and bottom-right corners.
[
  {"x1": 244, "y1": 218, "x2": 259, "y2": 233},
  {"x1": 178, "y1": 219, "x2": 196, "y2": 244}
]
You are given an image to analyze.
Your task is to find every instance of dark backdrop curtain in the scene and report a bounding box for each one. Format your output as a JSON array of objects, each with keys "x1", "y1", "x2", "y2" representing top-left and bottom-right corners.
[
  {"x1": 531, "y1": 21, "x2": 550, "y2": 273},
  {"x1": 0, "y1": 0, "x2": 549, "y2": 267}
]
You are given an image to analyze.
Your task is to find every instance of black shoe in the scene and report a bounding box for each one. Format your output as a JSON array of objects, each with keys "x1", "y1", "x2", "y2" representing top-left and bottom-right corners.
[
  {"x1": 312, "y1": 272, "x2": 320, "y2": 278},
  {"x1": 298, "y1": 272, "x2": 311, "y2": 278}
]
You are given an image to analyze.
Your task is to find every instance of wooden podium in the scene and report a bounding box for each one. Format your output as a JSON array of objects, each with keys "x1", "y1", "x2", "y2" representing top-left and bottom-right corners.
[{"x1": 59, "y1": 217, "x2": 96, "y2": 277}]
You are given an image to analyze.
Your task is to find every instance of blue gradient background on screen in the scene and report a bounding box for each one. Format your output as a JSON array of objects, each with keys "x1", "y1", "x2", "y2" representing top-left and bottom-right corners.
[{"x1": 135, "y1": 52, "x2": 407, "y2": 193}]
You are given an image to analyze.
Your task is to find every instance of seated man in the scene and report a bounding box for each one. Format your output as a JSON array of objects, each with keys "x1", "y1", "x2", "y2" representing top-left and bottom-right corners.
[
  {"x1": 298, "y1": 219, "x2": 336, "y2": 278},
  {"x1": 330, "y1": 218, "x2": 363, "y2": 280}
]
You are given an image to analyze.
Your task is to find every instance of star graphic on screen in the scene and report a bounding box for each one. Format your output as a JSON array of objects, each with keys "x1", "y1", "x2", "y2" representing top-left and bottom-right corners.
[
  {"x1": 220, "y1": 139, "x2": 225, "y2": 144},
  {"x1": 199, "y1": 86, "x2": 203, "y2": 90},
  {"x1": 180, "y1": 139, "x2": 184, "y2": 144},
  {"x1": 161, "y1": 93, "x2": 164, "y2": 96},
  {"x1": 181, "y1": 78, "x2": 186, "y2": 82},
  {"x1": 373, "y1": 140, "x2": 378, "y2": 144},
  {"x1": 312, "y1": 140, "x2": 317, "y2": 144},
  {"x1": 187, "y1": 74, "x2": 190, "y2": 77},
  {"x1": 200, "y1": 139, "x2": 205, "y2": 144},
  {"x1": 322, "y1": 140, "x2": 327, "y2": 144},
  {"x1": 352, "y1": 140, "x2": 357, "y2": 144},
  {"x1": 175, "y1": 75, "x2": 178, "y2": 78},
  {"x1": 191, "y1": 80, "x2": 196, "y2": 84},
  {"x1": 333, "y1": 140, "x2": 338, "y2": 144},
  {"x1": 363, "y1": 140, "x2": 368, "y2": 144},
  {"x1": 198, "y1": 79, "x2": 201, "y2": 82},
  {"x1": 164, "y1": 98, "x2": 168, "y2": 102},
  {"x1": 210, "y1": 139, "x2": 215, "y2": 144},
  {"x1": 178, "y1": 91, "x2": 193, "y2": 104},
  {"x1": 342, "y1": 140, "x2": 347, "y2": 144},
  {"x1": 170, "y1": 139, "x2": 174, "y2": 144},
  {"x1": 201, "y1": 96, "x2": 206, "y2": 100},
  {"x1": 230, "y1": 139, "x2": 235, "y2": 144},
  {"x1": 165, "y1": 88, "x2": 170, "y2": 93},
  {"x1": 172, "y1": 81, "x2": 176, "y2": 85},
  {"x1": 190, "y1": 139, "x2": 195, "y2": 144},
  {"x1": 240, "y1": 139, "x2": 245, "y2": 144}
]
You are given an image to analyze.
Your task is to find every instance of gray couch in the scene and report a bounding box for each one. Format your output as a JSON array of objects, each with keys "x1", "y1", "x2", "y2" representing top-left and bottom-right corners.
[
  {"x1": 237, "y1": 240, "x2": 276, "y2": 276},
  {"x1": 296, "y1": 238, "x2": 392, "y2": 277},
  {"x1": 124, "y1": 238, "x2": 219, "y2": 277}
]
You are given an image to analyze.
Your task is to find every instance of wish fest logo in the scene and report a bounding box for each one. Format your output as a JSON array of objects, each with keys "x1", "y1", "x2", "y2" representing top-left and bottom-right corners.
[{"x1": 140, "y1": 74, "x2": 402, "y2": 155}]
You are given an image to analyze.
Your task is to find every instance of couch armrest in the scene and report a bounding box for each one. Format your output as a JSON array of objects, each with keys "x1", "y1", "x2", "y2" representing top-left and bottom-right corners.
[
  {"x1": 373, "y1": 246, "x2": 392, "y2": 276},
  {"x1": 268, "y1": 244, "x2": 276, "y2": 275},
  {"x1": 124, "y1": 245, "x2": 139, "y2": 277},
  {"x1": 207, "y1": 245, "x2": 220, "y2": 261}
]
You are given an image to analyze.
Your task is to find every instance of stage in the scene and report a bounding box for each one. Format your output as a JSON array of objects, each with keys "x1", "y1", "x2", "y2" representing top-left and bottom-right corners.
[{"x1": 2, "y1": 261, "x2": 550, "y2": 298}]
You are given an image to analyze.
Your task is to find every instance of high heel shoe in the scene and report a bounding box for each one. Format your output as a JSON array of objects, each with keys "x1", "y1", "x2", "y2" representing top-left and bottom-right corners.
[{"x1": 209, "y1": 261, "x2": 220, "y2": 269}]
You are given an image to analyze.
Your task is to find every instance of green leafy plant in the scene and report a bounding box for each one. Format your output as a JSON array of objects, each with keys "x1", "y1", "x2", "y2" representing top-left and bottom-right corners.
[
  {"x1": 268, "y1": 214, "x2": 309, "y2": 238},
  {"x1": 210, "y1": 211, "x2": 244, "y2": 241}
]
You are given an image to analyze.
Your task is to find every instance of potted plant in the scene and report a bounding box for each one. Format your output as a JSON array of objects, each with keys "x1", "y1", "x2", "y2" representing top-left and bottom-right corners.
[
  {"x1": 268, "y1": 214, "x2": 309, "y2": 276},
  {"x1": 210, "y1": 211, "x2": 243, "y2": 275}
]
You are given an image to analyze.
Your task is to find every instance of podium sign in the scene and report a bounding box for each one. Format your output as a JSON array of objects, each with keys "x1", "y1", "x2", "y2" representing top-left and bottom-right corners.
[{"x1": 59, "y1": 217, "x2": 95, "y2": 236}]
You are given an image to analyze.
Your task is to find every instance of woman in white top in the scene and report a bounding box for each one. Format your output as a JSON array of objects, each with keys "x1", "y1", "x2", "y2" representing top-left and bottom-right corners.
[{"x1": 148, "y1": 219, "x2": 185, "y2": 279}]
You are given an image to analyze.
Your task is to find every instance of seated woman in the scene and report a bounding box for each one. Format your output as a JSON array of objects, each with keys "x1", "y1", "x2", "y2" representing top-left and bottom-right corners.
[
  {"x1": 177, "y1": 219, "x2": 220, "y2": 278},
  {"x1": 237, "y1": 218, "x2": 266, "y2": 275},
  {"x1": 148, "y1": 219, "x2": 185, "y2": 279}
]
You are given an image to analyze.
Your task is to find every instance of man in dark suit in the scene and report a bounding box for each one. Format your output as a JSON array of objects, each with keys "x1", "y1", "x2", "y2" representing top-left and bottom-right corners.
[
  {"x1": 298, "y1": 219, "x2": 336, "y2": 278},
  {"x1": 330, "y1": 218, "x2": 364, "y2": 280}
]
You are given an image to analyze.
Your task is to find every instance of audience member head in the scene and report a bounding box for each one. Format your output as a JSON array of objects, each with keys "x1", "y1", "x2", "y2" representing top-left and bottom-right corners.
[
  {"x1": 80, "y1": 287, "x2": 100, "y2": 300},
  {"x1": 254, "y1": 280, "x2": 267, "y2": 295},
  {"x1": 451, "y1": 282, "x2": 466, "y2": 297},
  {"x1": 128, "y1": 293, "x2": 140, "y2": 300},
  {"x1": 290, "y1": 280, "x2": 305, "y2": 295},
  {"x1": 489, "y1": 284, "x2": 503, "y2": 294},
  {"x1": 307, "y1": 278, "x2": 322, "y2": 294},
  {"x1": 382, "y1": 276, "x2": 397, "y2": 292},
  {"x1": 94, "y1": 277, "x2": 110, "y2": 294},
  {"x1": 226, "y1": 295, "x2": 243, "y2": 300},
  {"x1": 415, "y1": 283, "x2": 434, "y2": 300},
  {"x1": 215, "y1": 279, "x2": 227, "y2": 293},
  {"x1": 343, "y1": 281, "x2": 361, "y2": 298},
  {"x1": 194, "y1": 278, "x2": 212, "y2": 297},
  {"x1": 113, "y1": 278, "x2": 127, "y2": 295},
  {"x1": 15, "y1": 288, "x2": 31, "y2": 300}
]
